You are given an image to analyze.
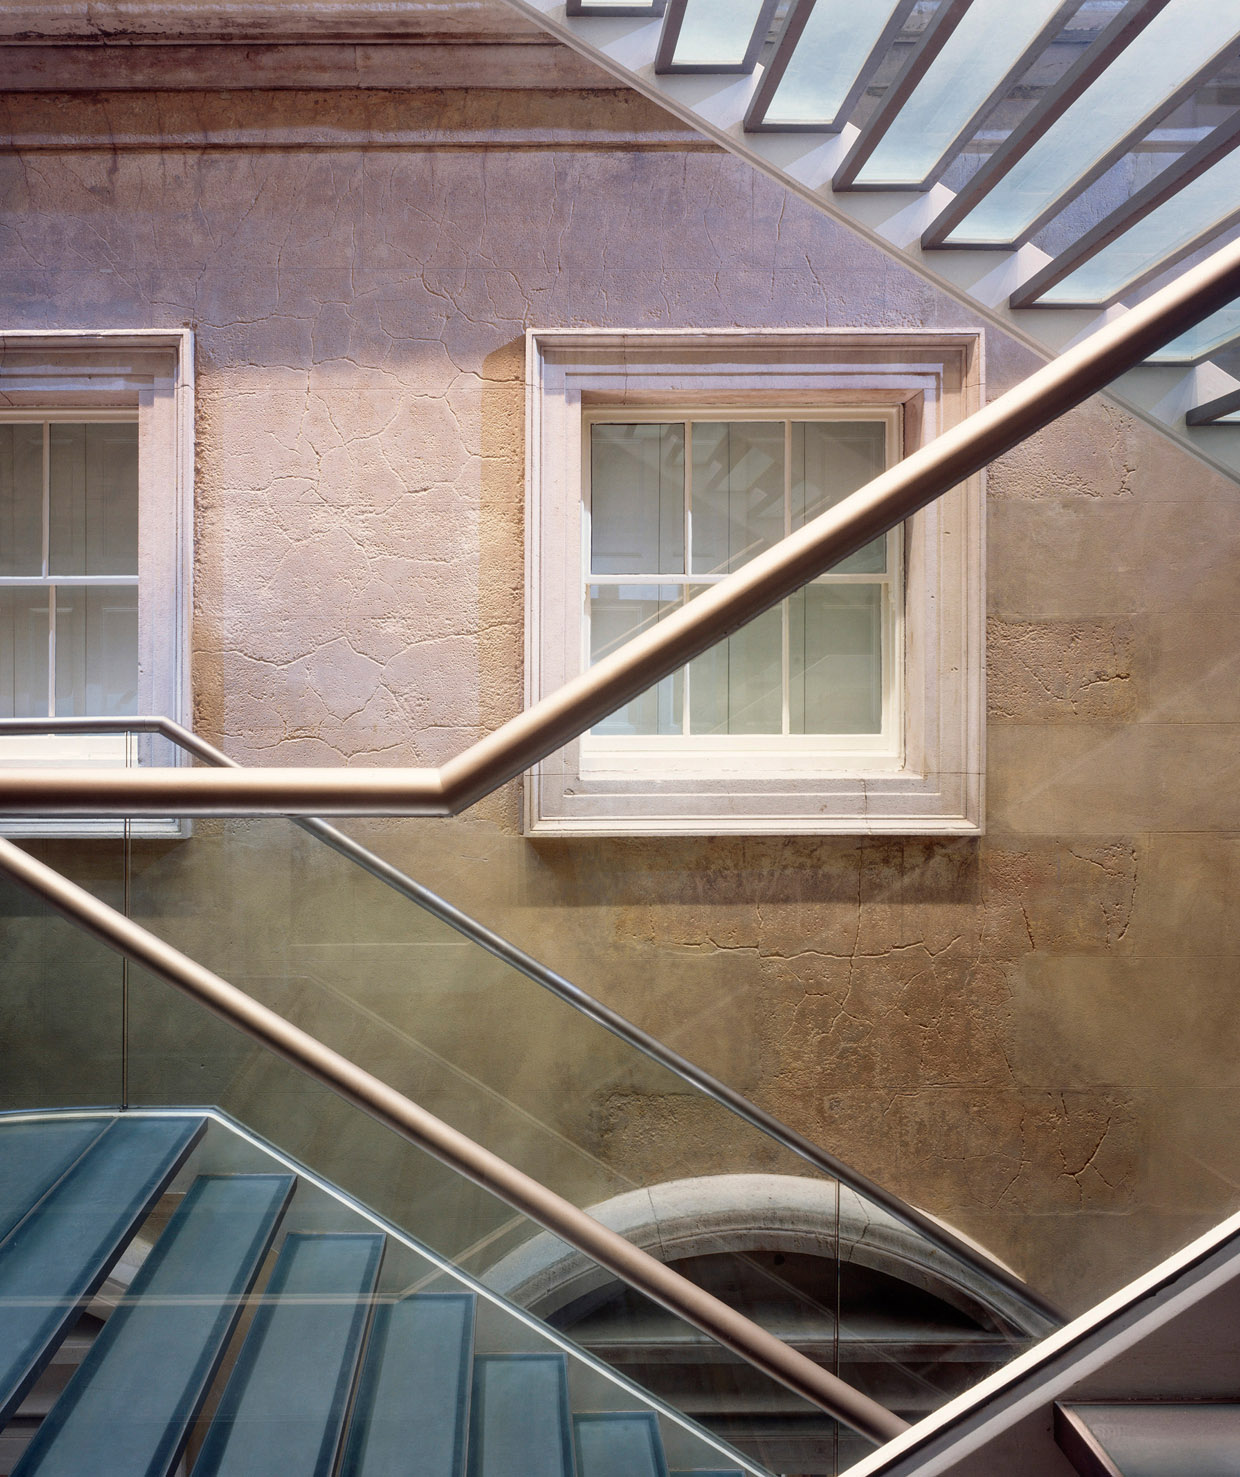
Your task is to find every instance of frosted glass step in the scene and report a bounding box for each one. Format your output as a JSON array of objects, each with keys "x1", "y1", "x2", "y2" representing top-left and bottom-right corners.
[
  {"x1": 0, "y1": 1118, "x2": 112, "y2": 1243},
  {"x1": 468, "y1": 1355, "x2": 574, "y2": 1477},
  {"x1": 0, "y1": 1116, "x2": 205, "y2": 1425},
  {"x1": 190, "y1": 1231, "x2": 385, "y2": 1477},
  {"x1": 575, "y1": 1412, "x2": 669, "y2": 1477},
  {"x1": 12, "y1": 1174, "x2": 294, "y2": 1477},
  {"x1": 339, "y1": 1292, "x2": 475, "y2": 1477}
]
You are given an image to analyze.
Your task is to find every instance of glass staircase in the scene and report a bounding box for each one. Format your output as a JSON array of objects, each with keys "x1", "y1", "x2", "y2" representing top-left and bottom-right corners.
[
  {"x1": 0, "y1": 1109, "x2": 748, "y2": 1477},
  {"x1": 500, "y1": 0, "x2": 1240, "y2": 471},
  {"x1": 0, "y1": 718, "x2": 1066, "y2": 1475}
]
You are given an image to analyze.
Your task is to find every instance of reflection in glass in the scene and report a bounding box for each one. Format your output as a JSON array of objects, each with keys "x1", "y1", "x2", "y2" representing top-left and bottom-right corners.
[
  {"x1": 946, "y1": 1, "x2": 1240, "y2": 244},
  {"x1": 790, "y1": 584, "x2": 883, "y2": 734},
  {"x1": 792, "y1": 420, "x2": 887, "y2": 571},
  {"x1": 854, "y1": 0, "x2": 1066, "y2": 185},
  {"x1": 0, "y1": 424, "x2": 44, "y2": 576},
  {"x1": 55, "y1": 586, "x2": 139, "y2": 716},
  {"x1": 589, "y1": 585, "x2": 683, "y2": 734},
  {"x1": 687, "y1": 587, "x2": 783, "y2": 734},
  {"x1": 0, "y1": 588, "x2": 50, "y2": 718},
  {"x1": 672, "y1": 0, "x2": 769, "y2": 66},
  {"x1": 590, "y1": 423, "x2": 685, "y2": 576},
  {"x1": 1147, "y1": 301, "x2": 1240, "y2": 364},
  {"x1": 762, "y1": 0, "x2": 905, "y2": 127},
  {"x1": 691, "y1": 421, "x2": 785, "y2": 576},
  {"x1": 49, "y1": 422, "x2": 140, "y2": 577},
  {"x1": 1040, "y1": 151, "x2": 1240, "y2": 304}
]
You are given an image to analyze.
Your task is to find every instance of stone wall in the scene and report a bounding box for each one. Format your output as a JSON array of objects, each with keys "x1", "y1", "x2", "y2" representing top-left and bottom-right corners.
[{"x1": 2, "y1": 38, "x2": 1239, "y2": 1315}]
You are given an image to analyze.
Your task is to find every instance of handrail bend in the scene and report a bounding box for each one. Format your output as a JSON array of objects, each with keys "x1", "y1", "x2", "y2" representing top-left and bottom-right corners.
[
  {"x1": 3, "y1": 233, "x2": 1240, "y2": 816},
  {"x1": 0, "y1": 715, "x2": 1063, "y2": 1330},
  {"x1": 0, "y1": 832, "x2": 906, "y2": 1446}
]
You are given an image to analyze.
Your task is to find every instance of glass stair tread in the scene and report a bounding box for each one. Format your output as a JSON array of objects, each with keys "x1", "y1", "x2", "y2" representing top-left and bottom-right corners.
[
  {"x1": 339, "y1": 1292, "x2": 475, "y2": 1477},
  {"x1": 1057, "y1": 1402, "x2": 1240, "y2": 1477},
  {"x1": 11, "y1": 1173, "x2": 295, "y2": 1477},
  {"x1": 469, "y1": 1355, "x2": 575, "y2": 1477},
  {"x1": 0, "y1": 1118, "x2": 113, "y2": 1243},
  {"x1": 190, "y1": 1231, "x2": 385, "y2": 1477},
  {"x1": 574, "y1": 1412, "x2": 669, "y2": 1477},
  {"x1": 0, "y1": 1115, "x2": 206, "y2": 1426}
]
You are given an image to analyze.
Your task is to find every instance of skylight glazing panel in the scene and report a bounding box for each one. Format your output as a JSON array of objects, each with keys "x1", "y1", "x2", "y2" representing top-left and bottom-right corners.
[
  {"x1": 672, "y1": 0, "x2": 769, "y2": 67},
  {"x1": 1040, "y1": 150, "x2": 1240, "y2": 303},
  {"x1": 946, "y1": 0, "x2": 1240, "y2": 244},
  {"x1": 855, "y1": 0, "x2": 1066, "y2": 185},
  {"x1": 762, "y1": 0, "x2": 905, "y2": 127}
]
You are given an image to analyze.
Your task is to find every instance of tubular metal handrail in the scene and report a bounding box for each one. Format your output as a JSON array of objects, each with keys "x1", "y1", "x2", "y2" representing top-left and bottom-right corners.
[
  {"x1": 0, "y1": 831, "x2": 907, "y2": 1446},
  {"x1": 3, "y1": 233, "x2": 1240, "y2": 815},
  {"x1": 0, "y1": 713, "x2": 1063, "y2": 1331}
]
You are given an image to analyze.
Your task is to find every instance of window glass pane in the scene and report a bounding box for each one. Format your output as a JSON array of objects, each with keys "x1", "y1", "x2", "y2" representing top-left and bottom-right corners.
[
  {"x1": 0, "y1": 423, "x2": 44, "y2": 577},
  {"x1": 54, "y1": 585, "x2": 138, "y2": 716},
  {"x1": 672, "y1": 0, "x2": 769, "y2": 66},
  {"x1": 791, "y1": 420, "x2": 887, "y2": 573},
  {"x1": 590, "y1": 424, "x2": 685, "y2": 576},
  {"x1": 48, "y1": 422, "x2": 139, "y2": 577},
  {"x1": 0, "y1": 589, "x2": 50, "y2": 718},
  {"x1": 691, "y1": 421, "x2": 784, "y2": 576},
  {"x1": 790, "y1": 584, "x2": 884, "y2": 734},
  {"x1": 687, "y1": 585, "x2": 782, "y2": 735},
  {"x1": 589, "y1": 584, "x2": 683, "y2": 735}
]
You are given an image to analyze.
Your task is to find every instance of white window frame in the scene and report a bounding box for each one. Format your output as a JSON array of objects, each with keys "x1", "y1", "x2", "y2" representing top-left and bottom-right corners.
[
  {"x1": 0, "y1": 330, "x2": 194, "y2": 839},
  {"x1": 582, "y1": 406, "x2": 904, "y2": 768},
  {"x1": 524, "y1": 329, "x2": 985, "y2": 837}
]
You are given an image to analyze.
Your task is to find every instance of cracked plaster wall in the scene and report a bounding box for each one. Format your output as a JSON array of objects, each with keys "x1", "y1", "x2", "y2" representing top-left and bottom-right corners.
[{"x1": 2, "y1": 77, "x2": 1240, "y2": 1314}]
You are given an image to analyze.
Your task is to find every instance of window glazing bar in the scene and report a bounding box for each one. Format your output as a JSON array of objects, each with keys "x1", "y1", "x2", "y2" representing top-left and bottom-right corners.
[
  {"x1": 836, "y1": 0, "x2": 1075, "y2": 191},
  {"x1": 744, "y1": 0, "x2": 916, "y2": 133},
  {"x1": 1012, "y1": 112, "x2": 1240, "y2": 308},
  {"x1": 831, "y1": 0, "x2": 977, "y2": 191},
  {"x1": 655, "y1": 0, "x2": 781, "y2": 74},
  {"x1": 0, "y1": 829, "x2": 908, "y2": 1448},
  {"x1": 4, "y1": 230, "x2": 1240, "y2": 815},
  {"x1": 921, "y1": 0, "x2": 1231, "y2": 249}
]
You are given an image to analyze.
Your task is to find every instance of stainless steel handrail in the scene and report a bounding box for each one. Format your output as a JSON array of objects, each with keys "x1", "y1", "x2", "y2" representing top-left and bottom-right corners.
[
  {"x1": 3, "y1": 233, "x2": 1240, "y2": 816},
  {"x1": 0, "y1": 832, "x2": 907, "y2": 1446},
  {"x1": 0, "y1": 714, "x2": 1063, "y2": 1330}
]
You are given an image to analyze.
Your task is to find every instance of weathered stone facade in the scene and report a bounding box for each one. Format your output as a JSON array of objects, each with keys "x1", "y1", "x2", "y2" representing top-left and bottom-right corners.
[{"x1": 3, "y1": 2, "x2": 1239, "y2": 1322}]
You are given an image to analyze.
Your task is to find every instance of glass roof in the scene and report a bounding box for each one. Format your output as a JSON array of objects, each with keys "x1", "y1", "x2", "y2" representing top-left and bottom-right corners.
[
  {"x1": 1039, "y1": 148, "x2": 1240, "y2": 304},
  {"x1": 760, "y1": 0, "x2": 906, "y2": 128},
  {"x1": 944, "y1": 0, "x2": 1240, "y2": 244},
  {"x1": 853, "y1": 0, "x2": 1066, "y2": 186},
  {"x1": 671, "y1": 0, "x2": 770, "y2": 67}
]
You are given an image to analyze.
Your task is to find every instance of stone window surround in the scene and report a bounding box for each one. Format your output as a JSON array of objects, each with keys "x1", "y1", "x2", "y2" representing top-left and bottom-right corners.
[
  {"x1": 0, "y1": 329, "x2": 194, "y2": 839},
  {"x1": 523, "y1": 328, "x2": 985, "y2": 837}
]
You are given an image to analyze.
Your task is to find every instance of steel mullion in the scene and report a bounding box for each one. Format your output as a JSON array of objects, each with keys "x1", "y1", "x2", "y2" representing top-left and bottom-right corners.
[
  {"x1": 745, "y1": 0, "x2": 919, "y2": 133},
  {"x1": 566, "y1": 0, "x2": 667, "y2": 14},
  {"x1": 840, "y1": 0, "x2": 1081, "y2": 193},
  {"x1": 1011, "y1": 110, "x2": 1240, "y2": 308},
  {"x1": 655, "y1": 0, "x2": 781, "y2": 75},
  {"x1": 920, "y1": 0, "x2": 1181, "y2": 249},
  {"x1": 831, "y1": 0, "x2": 979, "y2": 191}
]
